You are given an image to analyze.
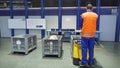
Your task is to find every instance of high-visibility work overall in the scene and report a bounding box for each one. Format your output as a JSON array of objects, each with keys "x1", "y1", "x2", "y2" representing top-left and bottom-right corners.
[{"x1": 80, "y1": 4, "x2": 98, "y2": 65}]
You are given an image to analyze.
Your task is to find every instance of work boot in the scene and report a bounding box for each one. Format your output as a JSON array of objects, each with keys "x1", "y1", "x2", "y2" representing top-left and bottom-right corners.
[
  {"x1": 89, "y1": 63, "x2": 95, "y2": 68},
  {"x1": 79, "y1": 62, "x2": 89, "y2": 68}
]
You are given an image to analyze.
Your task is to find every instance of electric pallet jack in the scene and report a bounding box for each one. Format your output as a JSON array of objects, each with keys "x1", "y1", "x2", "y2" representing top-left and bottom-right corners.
[{"x1": 71, "y1": 35, "x2": 97, "y2": 68}]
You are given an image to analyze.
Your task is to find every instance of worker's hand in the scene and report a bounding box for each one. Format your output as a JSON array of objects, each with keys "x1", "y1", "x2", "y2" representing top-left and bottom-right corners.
[
  {"x1": 74, "y1": 40, "x2": 77, "y2": 43},
  {"x1": 74, "y1": 40, "x2": 81, "y2": 45}
]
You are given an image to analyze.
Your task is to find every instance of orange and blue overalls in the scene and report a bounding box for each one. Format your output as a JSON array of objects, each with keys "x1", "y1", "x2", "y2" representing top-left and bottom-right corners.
[{"x1": 80, "y1": 10, "x2": 98, "y2": 64}]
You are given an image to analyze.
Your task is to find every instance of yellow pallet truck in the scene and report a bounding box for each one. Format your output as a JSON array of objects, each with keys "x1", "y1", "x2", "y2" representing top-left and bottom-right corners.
[{"x1": 72, "y1": 40, "x2": 96, "y2": 66}]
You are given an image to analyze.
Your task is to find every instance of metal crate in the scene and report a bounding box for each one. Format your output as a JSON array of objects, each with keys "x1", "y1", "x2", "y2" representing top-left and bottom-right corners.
[
  {"x1": 11, "y1": 34, "x2": 37, "y2": 54},
  {"x1": 42, "y1": 35, "x2": 62, "y2": 57}
]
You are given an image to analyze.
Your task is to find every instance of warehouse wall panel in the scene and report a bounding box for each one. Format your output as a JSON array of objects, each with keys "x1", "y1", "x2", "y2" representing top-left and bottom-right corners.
[
  {"x1": 0, "y1": 16, "x2": 11, "y2": 37},
  {"x1": 0, "y1": 15, "x2": 117, "y2": 41},
  {"x1": 46, "y1": 16, "x2": 58, "y2": 30},
  {"x1": 62, "y1": 15, "x2": 76, "y2": 29},
  {"x1": 100, "y1": 15, "x2": 117, "y2": 41}
]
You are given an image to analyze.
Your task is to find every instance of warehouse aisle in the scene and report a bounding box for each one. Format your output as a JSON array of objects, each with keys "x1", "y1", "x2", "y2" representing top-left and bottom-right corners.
[{"x1": 0, "y1": 38, "x2": 120, "y2": 68}]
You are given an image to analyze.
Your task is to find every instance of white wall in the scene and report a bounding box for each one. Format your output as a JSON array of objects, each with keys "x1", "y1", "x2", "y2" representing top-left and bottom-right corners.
[
  {"x1": 13, "y1": 16, "x2": 26, "y2": 36},
  {"x1": 0, "y1": 15, "x2": 118, "y2": 41},
  {"x1": 0, "y1": 16, "x2": 59, "y2": 38},
  {"x1": 0, "y1": 16, "x2": 26, "y2": 37},
  {"x1": 28, "y1": 16, "x2": 42, "y2": 38},
  {"x1": 100, "y1": 15, "x2": 117, "y2": 41},
  {"x1": 46, "y1": 16, "x2": 58, "y2": 30},
  {"x1": 0, "y1": 16, "x2": 11, "y2": 37},
  {"x1": 29, "y1": 16, "x2": 58, "y2": 38},
  {"x1": 62, "y1": 15, "x2": 76, "y2": 29}
]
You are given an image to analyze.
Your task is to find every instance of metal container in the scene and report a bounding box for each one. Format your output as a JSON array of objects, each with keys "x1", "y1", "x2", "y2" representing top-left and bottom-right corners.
[
  {"x1": 11, "y1": 34, "x2": 37, "y2": 54},
  {"x1": 42, "y1": 35, "x2": 62, "y2": 57}
]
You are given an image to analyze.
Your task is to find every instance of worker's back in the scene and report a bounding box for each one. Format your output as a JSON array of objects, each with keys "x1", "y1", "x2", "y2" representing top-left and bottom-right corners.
[{"x1": 81, "y1": 11, "x2": 98, "y2": 38}]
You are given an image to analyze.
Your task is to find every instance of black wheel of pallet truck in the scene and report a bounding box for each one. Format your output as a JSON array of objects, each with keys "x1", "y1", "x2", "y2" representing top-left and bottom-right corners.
[
  {"x1": 73, "y1": 58, "x2": 79, "y2": 65},
  {"x1": 79, "y1": 66, "x2": 89, "y2": 68},
  {"x1": 93, "y1": 58, "x2": 97, "y2": 65}
]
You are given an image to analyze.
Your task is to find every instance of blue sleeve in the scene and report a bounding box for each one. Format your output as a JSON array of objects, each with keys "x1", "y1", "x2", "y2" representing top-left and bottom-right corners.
[{"x1": 80, "y1": 16, "x2": 83, "y2": 29}]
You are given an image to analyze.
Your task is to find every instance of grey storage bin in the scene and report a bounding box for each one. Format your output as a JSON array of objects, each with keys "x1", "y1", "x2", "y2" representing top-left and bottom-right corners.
[
  {"x1": 11, "y1": 34, "x2": 37, "y2": 54},
  {"x1": 42, "y1": 35, "x2": 62, "y2": 57}
]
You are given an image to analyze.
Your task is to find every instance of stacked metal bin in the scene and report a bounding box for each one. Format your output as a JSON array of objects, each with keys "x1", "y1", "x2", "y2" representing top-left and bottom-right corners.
[
  {"x1": 42, "y1": 35, "x2": 62, "y2": 57},
  {"x1": 11, "y1": 34, "x2": 37, "y2": 54}
]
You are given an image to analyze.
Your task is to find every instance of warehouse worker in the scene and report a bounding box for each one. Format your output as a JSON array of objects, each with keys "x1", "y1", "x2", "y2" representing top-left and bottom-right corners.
[{"x1": 80, "y1": 3, "x2": 98, "y2": 67}]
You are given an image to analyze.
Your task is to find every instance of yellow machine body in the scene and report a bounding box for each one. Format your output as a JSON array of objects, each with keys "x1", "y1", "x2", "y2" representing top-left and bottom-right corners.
[
  {"x1": 72, "y1": 41, "x2": 96, "y2": 65},
  {"x1": 72, "y1": 41, "x2": 82, "y2": 59}
]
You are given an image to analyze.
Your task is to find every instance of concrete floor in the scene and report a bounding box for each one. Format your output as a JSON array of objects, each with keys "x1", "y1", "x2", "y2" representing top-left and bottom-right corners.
[{"x1": 0, "y1": 38, "x2": 120, "y2": 68}]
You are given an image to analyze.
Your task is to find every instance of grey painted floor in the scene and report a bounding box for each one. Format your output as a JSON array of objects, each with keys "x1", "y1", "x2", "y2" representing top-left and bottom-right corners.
[{"x1": 0, "y1": 38, "x2": 120, "y2": 68}]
